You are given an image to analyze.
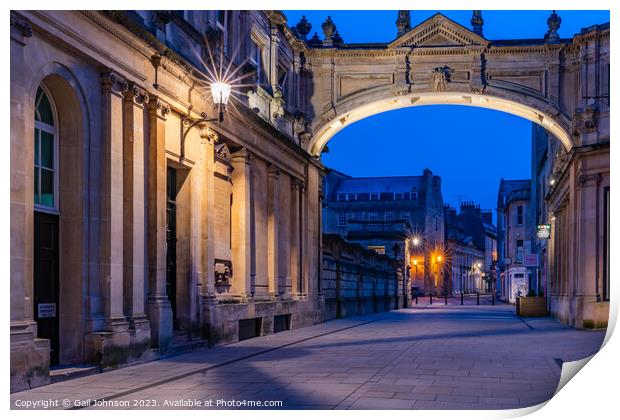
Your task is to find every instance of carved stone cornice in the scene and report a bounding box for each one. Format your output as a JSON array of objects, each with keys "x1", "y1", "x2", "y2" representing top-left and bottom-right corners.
[
  {"x1": 101, "y1": 71, "x2": 129, "y2": 95},
  {"x1": 124, "y1": 82, "x2": 150, "y2": 106},
  {"x1": 147, "y1": 97, "x2": 171, "y2": 119},
  {"x1": 291, "y1": 177, "x2": 305, "y2": 192},
  {"x1": 10, "y1": 12, "x2": 33, "y2": 37},
  {"x1": 231, "y1": 148, "x2": 253, "y2": 165},
  {"x1": 577, "y1": 172, "x2": 602, "y2": 189},
  {"x1": 572, "y1": 102, "x2": 599, "y2": 137},
  {"x1": 199, "y1": 125, "x2": 218, "y2": 145},
  {"x1": 267, "y1": 164, "x2": 281, "y2": 178}
]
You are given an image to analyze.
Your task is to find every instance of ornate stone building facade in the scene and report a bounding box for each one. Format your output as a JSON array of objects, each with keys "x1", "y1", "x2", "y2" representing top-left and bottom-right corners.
[
  {"x1": 322, "y1": 169, "x2": 445, "y2": 295},
  {"x1": 497, "y1": 179, "x2": 533, "y2": 303},
  {"x1": 444, "y1": 203, "x2": 497, "y2": 294},
  {"x1": 301, "y1": 12, "x2": 609, "y2": 328},
  {"x1": 10, "y1": 10, "x2": 323, "y2": 392},
  {"x1": 9, "y1": 9, "x2": 610, "y2": 392}
]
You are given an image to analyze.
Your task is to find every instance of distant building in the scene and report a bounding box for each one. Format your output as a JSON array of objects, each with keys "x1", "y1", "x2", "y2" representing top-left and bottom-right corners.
[
  {"x1": 497, "y1": 179, "x2": 532, "y2": 303},
  {"x1": 444, "y1": 202, "x2": 497, "y2": 294},
  {"x1": 323, "y1": 168, "x2": 445, "y2": 295}
]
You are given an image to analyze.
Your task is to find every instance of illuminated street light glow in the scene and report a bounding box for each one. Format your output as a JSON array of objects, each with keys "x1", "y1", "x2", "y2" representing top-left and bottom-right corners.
[{"x1": 210, "y1": 81, "x2": 232, "y2": 105}]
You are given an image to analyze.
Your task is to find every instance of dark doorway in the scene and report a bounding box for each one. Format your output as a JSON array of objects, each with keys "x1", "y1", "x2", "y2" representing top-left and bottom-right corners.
[
  {"x1": 34, "y1": 211, "x2": 60, "y2": 366},
  {"x1": 166, "y1": 167, "x2": 178, "y2": 328},
  {"x1": 273, "y1": 314, "x2": 291, "y2": 333},
  {"x1": 239, "y1": 318, "x2": 262, "y2": 341}
]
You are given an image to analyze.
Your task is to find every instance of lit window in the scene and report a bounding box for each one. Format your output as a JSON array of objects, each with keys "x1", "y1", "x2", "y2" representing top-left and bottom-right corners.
[{"x1": 34, "y1": 86, "x2": 56, "y2": 209}]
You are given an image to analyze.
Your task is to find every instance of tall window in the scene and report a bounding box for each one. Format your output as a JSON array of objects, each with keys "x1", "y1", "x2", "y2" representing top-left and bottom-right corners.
[
  {"x1": 216, "y1": 11, "x2": 233, "y2": 56},
  {"x1": 516, "y1": 239, "x2": 524, "y2": 263},
  {"x1": 249, "y1": 38, "x2": 264, "y2": 84},
  {"x1": 34, "y1": 86, "x2": 57, "y2": 209},
  {"x1": 517, "y1": 205, "x2": 523, "y2": 225},
  {"x1": 337, "y1": 212, "x2": 347, "y2": 228}
]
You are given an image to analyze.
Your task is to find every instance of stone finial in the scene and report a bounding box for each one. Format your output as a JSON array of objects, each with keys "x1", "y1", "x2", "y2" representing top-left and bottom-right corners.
[
  {"x1": 471, "y1": 10, "x2": 484, "y2": 37},
  {"x1": 332, "y1": 30, "x2": 344, "y2": 46},
  {"x1": 308, "y1": 32, "x2": 322, "y2": 48},
  {"x1": 295, "y1": 15, "x2": 312, "y2": 40},
  {"x1": 321, "y1": 16, "x2": 336, "y2": 46},
  {"x1": 396, "y1": 10, "x2": 411, "y2": 38},
  {"x1": 545, "y1": 10, "x2": 562, "y2": 43}
]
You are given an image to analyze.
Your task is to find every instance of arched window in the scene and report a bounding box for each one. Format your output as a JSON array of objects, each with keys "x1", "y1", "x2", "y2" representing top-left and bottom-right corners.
[{"x1": 34, "y1": 85, "x2": 57, "y2": 209}]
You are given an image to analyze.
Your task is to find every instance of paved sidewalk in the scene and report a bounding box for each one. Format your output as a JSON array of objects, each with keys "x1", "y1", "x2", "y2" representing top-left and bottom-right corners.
[{"x1": 11, "y1": 305, "x2": 605, "y2": 410}]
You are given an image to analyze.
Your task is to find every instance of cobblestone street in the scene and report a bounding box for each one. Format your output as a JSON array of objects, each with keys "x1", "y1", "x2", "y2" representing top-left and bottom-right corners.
[{"x1": 11, "y1": 305, "x2": 605, "y2": 410}]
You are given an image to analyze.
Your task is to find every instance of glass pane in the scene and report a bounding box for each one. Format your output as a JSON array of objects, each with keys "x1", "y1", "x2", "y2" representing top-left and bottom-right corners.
[
  {"x1": 40, "y1": 131, "x2": 54, "y2": 169},
  {"x1": 34, "y1": 169, "x2": 40, "y2": 205},
  {"x1": 40, "y1": 169, "x2": 54, "y2": 207},
  {"x1": 34, "y1": 128, "x2": 40, "y2": 165},
  {"x1": 36, "y1": 87, "x2": 54, "y2": 126}
]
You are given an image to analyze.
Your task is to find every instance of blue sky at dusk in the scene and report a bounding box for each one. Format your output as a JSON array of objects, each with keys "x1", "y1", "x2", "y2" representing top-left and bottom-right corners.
[{"x1": 283, "y1": 10, "x2": 610, "y2": 214}]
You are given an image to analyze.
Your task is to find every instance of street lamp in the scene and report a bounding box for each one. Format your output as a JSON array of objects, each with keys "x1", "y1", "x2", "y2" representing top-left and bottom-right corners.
[
  {"x1": 210, "y1": 81, "x2": 232, "y2": 122},
  {"x1": 182, "y1": 81, "x2": 231, "y2": 142}
]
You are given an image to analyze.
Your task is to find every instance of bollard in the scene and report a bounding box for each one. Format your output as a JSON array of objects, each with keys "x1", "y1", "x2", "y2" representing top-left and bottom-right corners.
[
  {"x1": 430, "y1": 294, "x2": 433, "y2": 305},
  {"x1": 492, "y1": 293, "x2": 495, "y2": 306},
  {"x1": 445, "y1": 294, "x2": 448, "y2": 305},
  {"x1": 461, "y1": 292, "x2": 464, "y2": 305},
  {"x1": 477, "y1": 292, "x2": 480, "y2": 305},
  {"x1": 415, "y1": 294, "x2": 418, "y2": 305}
]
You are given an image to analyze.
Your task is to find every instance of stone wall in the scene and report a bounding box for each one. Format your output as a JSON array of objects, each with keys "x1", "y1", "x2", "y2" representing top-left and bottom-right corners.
[{"x1": 321, "y1": 234, "x2": 406, "y2": 321}]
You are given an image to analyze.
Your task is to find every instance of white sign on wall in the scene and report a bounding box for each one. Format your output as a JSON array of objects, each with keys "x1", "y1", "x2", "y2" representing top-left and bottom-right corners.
[{"x1": 38, "y1": 303, "x2": 56, "y2": 318}]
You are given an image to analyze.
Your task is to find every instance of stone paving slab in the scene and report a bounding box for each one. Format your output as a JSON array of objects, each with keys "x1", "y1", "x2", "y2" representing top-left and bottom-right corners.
[{"x1": 10, "y1": 305, "x2": 605, "y2": 410}]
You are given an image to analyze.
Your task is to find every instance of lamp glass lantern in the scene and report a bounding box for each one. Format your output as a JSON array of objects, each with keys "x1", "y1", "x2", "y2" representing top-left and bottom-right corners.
[{"x1": 210, "y1": 82, "x2": 232, "y2": 122}]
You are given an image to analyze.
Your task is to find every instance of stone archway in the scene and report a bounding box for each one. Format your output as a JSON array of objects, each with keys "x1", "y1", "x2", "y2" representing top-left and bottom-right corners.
[
  {"x1": 31, "y1": 69, "x2": 89, "y2": 366},
  {"x1": 301, "y1": 13, "x2": 588, "y2": 156},
  {"x1": 310, "y1": 91, "x2": 574, "y2": 156},
  {"x1": 299, "y1": 12, "x2": 609, "y2": 329}
]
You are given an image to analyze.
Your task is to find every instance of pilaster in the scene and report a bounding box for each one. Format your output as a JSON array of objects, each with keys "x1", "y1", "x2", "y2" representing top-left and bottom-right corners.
[
  {"x1": 267, "y1": 164, "x2": 280, "y2": 298},
  {"x1": 146, "y1": 96, "x2": 173, "y2": 350},
  {"x1": 122, "y1": 82, "x2": 149, "y2": 329},
  {"x1": 290, "y1": 178, "x2": 303, "y2": 296},
  {"x1": 99, "y1": 71, "x2": 128, "y2": 331},
  {"x1": 231, "y1": 149, "x2": 253, "y2": 298}
]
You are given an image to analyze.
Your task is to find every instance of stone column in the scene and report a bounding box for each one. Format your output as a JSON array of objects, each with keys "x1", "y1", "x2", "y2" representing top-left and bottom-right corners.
[
  {"x1": 201, "y1": 127, "x2": 218, "y2": 298},
  {"x1": 575, "y1": 173, "x2": 602, "y2": 302},
  {"x1": 146, "y1": 96, "x2": 172, "y2": 350},
  {"x1": 290, "y1": 178, "x2": 302, "y2": 295},
  {"x1": 122, "y1": 83, "x2": 149, "y2": 333},
  {"x1": 10, "y1": 19, "x2": 50, "y2": 391},
  {"x1": 267, "y1": 165, "x2": 280, "y2": 298},
  {"x1": 99, "y1": 72, "x2": 128, "y2": 333},
  {"x1": 278, "y1": 176, "x2": 292, "y2": 299},
  {"x1": 231, "y1": 149, "x2": 252, "y2": 298}
]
